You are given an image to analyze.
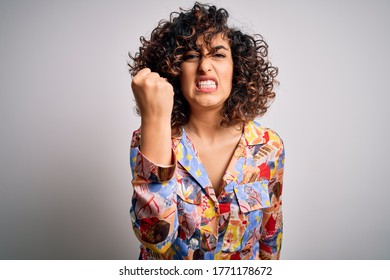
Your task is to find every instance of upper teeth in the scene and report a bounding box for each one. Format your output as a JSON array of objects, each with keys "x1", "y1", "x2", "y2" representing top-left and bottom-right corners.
[{"x1": 197, "y1": 80, "x2": 216, "y2": 89}]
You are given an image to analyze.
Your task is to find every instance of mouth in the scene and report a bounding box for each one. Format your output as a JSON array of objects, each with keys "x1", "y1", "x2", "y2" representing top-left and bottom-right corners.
[{"x1": 195, "y1": 77, "x2": 218, "y2": 91}]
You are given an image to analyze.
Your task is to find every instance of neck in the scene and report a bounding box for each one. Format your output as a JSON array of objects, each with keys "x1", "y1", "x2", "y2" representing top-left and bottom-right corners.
[{"x1": 185, "y1": 110, "x2": 242, "y2": 143}]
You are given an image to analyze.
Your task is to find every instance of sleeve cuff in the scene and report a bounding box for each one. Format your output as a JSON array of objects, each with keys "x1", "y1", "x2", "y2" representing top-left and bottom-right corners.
[{"x1": 133, "y1": 148, "x2": 177, "y2": 183}]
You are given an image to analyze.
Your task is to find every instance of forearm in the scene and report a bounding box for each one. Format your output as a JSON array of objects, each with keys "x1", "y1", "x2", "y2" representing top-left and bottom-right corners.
[
  {"x1": 140, "y1": 116, "x2": 172, "y2": 166},
  {"x1": 130, "y1": 130, "x2": 179, "y2": 254},
  {"x1": 131, "y1": 177, "x2": 178, "y2": 254}
]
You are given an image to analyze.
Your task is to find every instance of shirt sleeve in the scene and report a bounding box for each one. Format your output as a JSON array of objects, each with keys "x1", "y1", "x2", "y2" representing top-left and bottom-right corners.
[
  {"x1": 259, "y1": 134, "x2": 285, "y2": 260},
  {"x1": 129, "y1": 129, "x2": 179, "y2": 254}
]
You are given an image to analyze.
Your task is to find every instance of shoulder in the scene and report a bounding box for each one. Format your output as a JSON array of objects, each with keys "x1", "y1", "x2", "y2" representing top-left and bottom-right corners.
[{"x1": 244, "y1": 120, "x2": 284, "y2": 148}]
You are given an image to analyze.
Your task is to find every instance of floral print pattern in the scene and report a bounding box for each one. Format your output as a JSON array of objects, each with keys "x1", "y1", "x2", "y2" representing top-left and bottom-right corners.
[{"x1": 130, "y1": 120, "x2": 285, "y2": 260}]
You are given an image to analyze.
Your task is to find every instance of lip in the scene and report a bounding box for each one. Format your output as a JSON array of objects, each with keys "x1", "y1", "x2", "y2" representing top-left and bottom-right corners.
[{"x1": 195, "y1": 76, "x2": 218, "y2": 93}]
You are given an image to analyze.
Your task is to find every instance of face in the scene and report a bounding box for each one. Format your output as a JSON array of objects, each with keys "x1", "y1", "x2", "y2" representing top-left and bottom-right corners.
[{"x1": 180, "y1": 33, "x2": 233, "y2": 112}]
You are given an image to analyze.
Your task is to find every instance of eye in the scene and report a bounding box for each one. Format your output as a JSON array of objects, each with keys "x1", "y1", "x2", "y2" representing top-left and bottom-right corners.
[
  {"x1": 213, "y1": 53, "x2": 226, "y2": 58},
  {"x1": 183, "y1": 53, "x2": 200, "y2": 61}
]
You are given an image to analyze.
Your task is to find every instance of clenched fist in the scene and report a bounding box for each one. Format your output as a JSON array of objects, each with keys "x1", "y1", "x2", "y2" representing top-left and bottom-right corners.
[
  {"x1": 131, "y1": 68, "x2": 174, "y2": 165},
  {"x1": 131, "y1": 68, "x2": 174, "y2": 122}
]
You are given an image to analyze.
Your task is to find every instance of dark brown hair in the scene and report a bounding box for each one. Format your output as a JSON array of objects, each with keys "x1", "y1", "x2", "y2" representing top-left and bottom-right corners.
[{"x1": 128, "y1": 2, "x2": 278, "y2": 127}]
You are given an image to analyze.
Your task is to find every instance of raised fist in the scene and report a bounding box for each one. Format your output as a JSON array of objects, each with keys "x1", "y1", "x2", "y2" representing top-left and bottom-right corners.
[{"x1": 131, "y1": 68, "x2": 174, "y2": 121}]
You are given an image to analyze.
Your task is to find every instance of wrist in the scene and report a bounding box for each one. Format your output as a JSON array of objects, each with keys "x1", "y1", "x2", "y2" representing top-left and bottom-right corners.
[{"x1": 141, "y1": 114, "x2": 171, "y2": 127}]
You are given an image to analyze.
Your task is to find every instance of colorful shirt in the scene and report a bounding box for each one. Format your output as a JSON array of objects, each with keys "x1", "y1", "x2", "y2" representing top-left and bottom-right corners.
[{"x1": 130, "y1": 120, "x2": 285, "y2": 260}]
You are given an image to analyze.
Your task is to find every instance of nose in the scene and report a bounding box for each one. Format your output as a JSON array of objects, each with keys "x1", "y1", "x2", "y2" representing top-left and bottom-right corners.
[{"x1": 197, "y1": 56, "x2": 212, "y2": 73}]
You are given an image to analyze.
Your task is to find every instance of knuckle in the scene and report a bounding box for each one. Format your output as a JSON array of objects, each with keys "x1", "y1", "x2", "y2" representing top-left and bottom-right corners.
[{"x1": 144, "y1": 78, "x2": 155, "y2": 87}]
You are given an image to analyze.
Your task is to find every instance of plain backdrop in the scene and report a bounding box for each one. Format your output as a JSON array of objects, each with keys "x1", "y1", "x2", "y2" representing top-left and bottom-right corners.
[{"x1": 0, "y1": 0, "x2": 389, "y2": 259}]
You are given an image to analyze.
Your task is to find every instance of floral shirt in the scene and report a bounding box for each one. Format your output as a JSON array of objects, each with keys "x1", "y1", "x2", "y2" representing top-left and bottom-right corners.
[{"x1": 130, "y1": 120, "x2": 285, "y2": 260}]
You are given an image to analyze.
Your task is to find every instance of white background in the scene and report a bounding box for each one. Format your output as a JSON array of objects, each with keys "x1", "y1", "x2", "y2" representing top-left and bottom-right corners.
[{"x1": 0, "y1": 0, "x2": 389, "y2": 259}]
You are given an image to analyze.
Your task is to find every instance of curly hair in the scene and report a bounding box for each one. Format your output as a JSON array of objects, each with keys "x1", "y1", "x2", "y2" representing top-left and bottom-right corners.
[{"x1": 128, "y1": 2, "x2": 278, "y2": 128}]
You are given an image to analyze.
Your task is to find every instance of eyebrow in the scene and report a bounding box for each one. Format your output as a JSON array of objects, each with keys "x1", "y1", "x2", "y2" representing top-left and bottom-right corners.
[
  {"x1": 213, "y1": 45, "x2": 229, "y2": 51},
  {"x1": 189, "y1": 45, "x2": 230, "y2": 53}
]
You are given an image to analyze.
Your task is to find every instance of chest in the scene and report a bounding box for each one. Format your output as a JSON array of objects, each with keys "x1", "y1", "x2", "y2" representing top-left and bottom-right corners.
[
  {"x1": 175, "y1": 172, "x2": 271, "y2": 256},
  {"x1": 193, "y1": 135, "x2": 242, "y2": 196},
  {"x1": 196, "y1": 145, "x2": 234, "y2": 191}
]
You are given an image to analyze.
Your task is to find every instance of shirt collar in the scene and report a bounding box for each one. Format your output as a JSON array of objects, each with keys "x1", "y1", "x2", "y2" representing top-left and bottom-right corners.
[
  {"x1": 171, "y1": 126, "x2": 183, "y2": 140},
  {"x1": 172, "y1": 120, "x2": 267, "y2": 146},
  {"x1": 243, "y1": 120, "x2": 267, "y2": 146}
]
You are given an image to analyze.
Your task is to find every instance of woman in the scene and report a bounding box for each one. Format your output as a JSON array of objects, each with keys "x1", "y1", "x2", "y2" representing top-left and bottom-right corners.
[{"x1": 129, "y1": 2, "x2": 285, "y2": 260}]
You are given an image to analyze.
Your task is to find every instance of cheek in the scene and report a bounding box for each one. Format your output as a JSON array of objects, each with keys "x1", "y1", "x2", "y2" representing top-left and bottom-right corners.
[
  {"x1": 180, "y1": 67, "x2": 193, "y2": 89},
  {"x1": 221, "y1": 61, "x2": 233, "y2": 77},
  {"x1": 180, "y1": 76, "x2": 191, "y2": 93},
  {"x1": 221, "y1": 68, "x2": 234, "y2": 89}
]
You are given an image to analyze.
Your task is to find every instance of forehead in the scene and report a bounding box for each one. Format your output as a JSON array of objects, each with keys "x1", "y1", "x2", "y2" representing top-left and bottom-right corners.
[{"x1": 195, "y1": 33, "x2": 231, "y2": 49}]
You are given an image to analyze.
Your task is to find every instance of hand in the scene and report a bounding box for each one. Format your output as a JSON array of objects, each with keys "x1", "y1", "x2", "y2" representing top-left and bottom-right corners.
[
  {"x1": 131, "y1": 68, "x2": 174, "y2": 121},
  {"x1": 131, "y1": 68, "x2": 174, "y2": 165}
]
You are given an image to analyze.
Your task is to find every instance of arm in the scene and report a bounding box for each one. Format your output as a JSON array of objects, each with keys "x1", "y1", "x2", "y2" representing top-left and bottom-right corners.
[
  {"x1": 131, "y1": 67, "x2": 173, "y2": 166},
  {"x1": 130, "y1": 132, "x2": 179, "y2": 254},
  {"x1": 130, "y1": 68, "x2": 178, "y2": 254},
  {"x1": 260, "y1": 136, "x2": 285, "y2": 260}
]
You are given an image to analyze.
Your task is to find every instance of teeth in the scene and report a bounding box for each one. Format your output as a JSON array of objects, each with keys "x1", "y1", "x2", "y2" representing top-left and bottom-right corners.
[{"x1": 197, "y1": 80, "x2": 216, "y2": 89}]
